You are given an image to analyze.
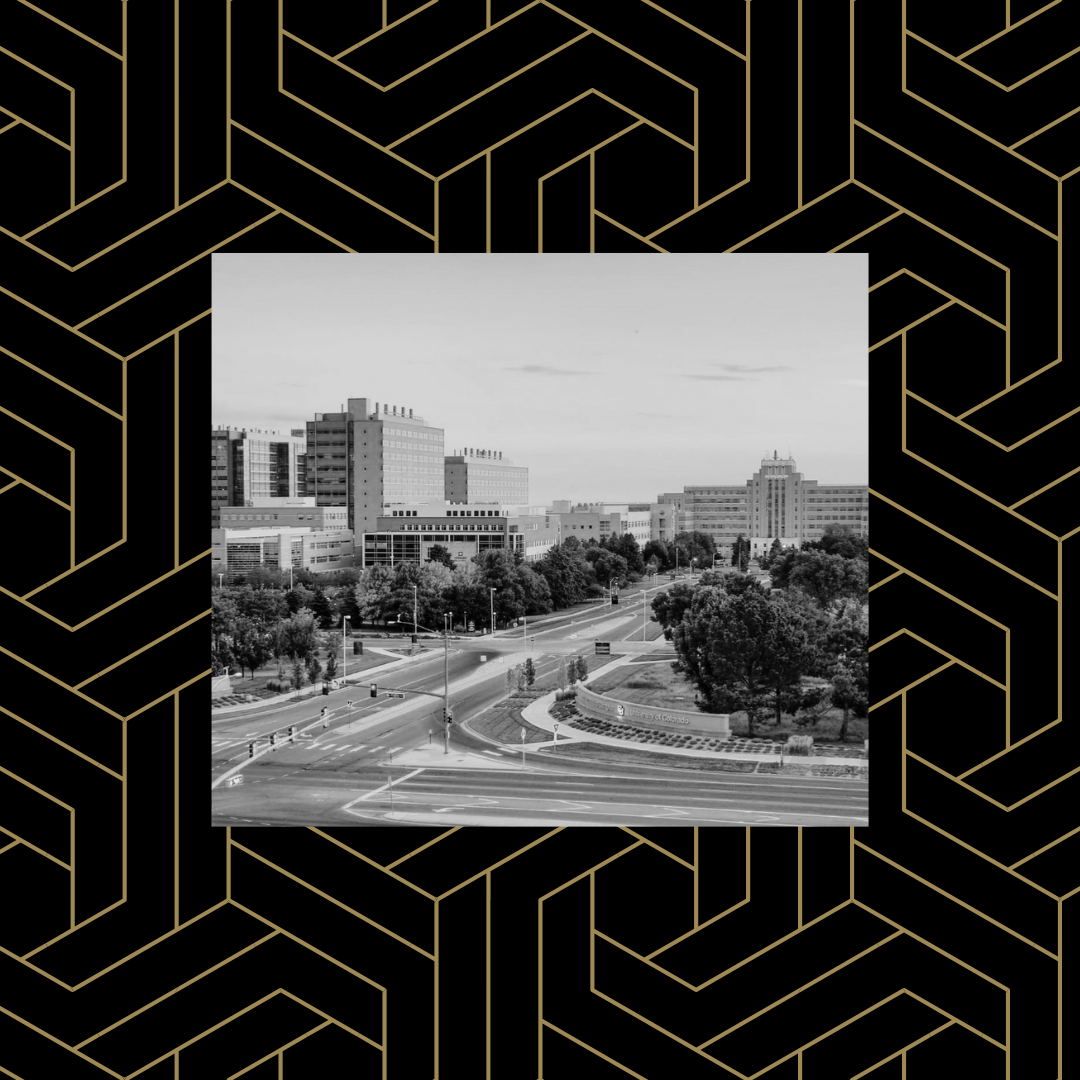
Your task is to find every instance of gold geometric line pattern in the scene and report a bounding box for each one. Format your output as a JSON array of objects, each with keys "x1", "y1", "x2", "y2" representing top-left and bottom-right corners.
[
  {"x1": 228, "y1": 121, "x2": 434, "y2": 238},
  {"x1": 870, "y1": 627, "x2": 1005, "y2": 690},
  {"x1": 869, "y1": 487, "x2": 1057, "y2": 599},
  {"x1": 955, "y1": 0, "x2": 1061, "y2": 59},
  {"x1": 0, "y1": 343, "x2": 122, "y2": 418},
  {"x1": 332, "y1": 0, "x2": 439, "y2": 59},
  {"x1": 855, "y1": 842, "x2": 1057, "y2": 957},
  {"x1": 229, "y1": 840, "x2": 436, "y2": 958}
]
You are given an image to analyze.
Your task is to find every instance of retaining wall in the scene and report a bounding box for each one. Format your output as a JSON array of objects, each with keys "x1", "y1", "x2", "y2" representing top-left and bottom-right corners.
[{"x1": 576, "y1": 684, "x2": 731, "y2": 736}]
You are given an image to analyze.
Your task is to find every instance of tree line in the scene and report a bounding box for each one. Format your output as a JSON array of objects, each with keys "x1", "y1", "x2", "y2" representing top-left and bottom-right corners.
[{"x1": 650, "y1": 525, "x2": 869, "y2": 740}]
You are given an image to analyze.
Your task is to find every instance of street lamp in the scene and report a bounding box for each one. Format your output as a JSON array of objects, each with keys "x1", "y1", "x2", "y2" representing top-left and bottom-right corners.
[
  {"x1": 412, "y1": 584, "x2": 418, "y2": 641},
  {"x1": 218, "y1": 573, "x2": 224, "y2": 588},
  {"x1": 490, "y1": 587, "x2": 496, "y2": 635},
  {"x1": 342, "y1": 615, "x2": 350, "y2": 686}
]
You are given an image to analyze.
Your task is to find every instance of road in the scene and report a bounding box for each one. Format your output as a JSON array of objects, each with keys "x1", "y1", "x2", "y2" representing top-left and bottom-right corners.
[{"x1": 211, "y1": 583, "x2": 869, "y2": 827}]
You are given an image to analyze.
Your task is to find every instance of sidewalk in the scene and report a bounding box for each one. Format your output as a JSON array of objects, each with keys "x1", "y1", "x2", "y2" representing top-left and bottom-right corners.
[
  {"x1": 211, "y1": 647, "x2": 430, "y2": 714},
  {"x1": 516, "y1": 653, "x2": 867, "y2": 772}
]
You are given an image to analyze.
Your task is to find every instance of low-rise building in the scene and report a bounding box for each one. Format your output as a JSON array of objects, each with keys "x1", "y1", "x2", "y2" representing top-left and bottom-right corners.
[
  {"x1": 211, "y1": 526, "x2": 355, "y2": 577},
  {"x1": 217, "y1": 497, "x2": 348, "y2": 531},
  {"x1": 361, "y1": 503, "x2": 558, "y2": 567}
]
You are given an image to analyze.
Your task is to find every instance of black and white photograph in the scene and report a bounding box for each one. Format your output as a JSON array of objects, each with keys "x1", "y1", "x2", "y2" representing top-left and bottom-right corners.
[{"x1": 210, "y1": 252, "x2": 869, "y2": 826}]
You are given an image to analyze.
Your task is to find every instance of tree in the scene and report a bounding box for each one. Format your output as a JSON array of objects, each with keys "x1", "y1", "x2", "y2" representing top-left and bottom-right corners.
[
  {"x1": 212, "y1": 591, "x2": 239, "y2": 664},
  {"x1": 802, "y1": 523, "x2": 869, "y2": 562},
  {"x1": 427, "y1": 544, "x2": 456, "y2": 570},
  {"x1": 282, "y1": 610, "x2": 319, "y2": 663},
  {"x1": 731, "y1": 534, "x2": 750, "y2": 573},
  {"x1": 555, "y1": 659, "x2": 568, "y2": 691},
  {"x1": 324, "y1": 640, "x2": 339, "y2": 683},
  {"x1": 611, "y1": 532, "x2": 645, "y2": 575},
  {"x1": 535, "y1": 544, "x2": 589, "y2": 610},
  {"x1": 355, "y1": 565, "x2": 394, "y2": 627},
  {"x1": 671, "y1": 586, "x2": 818, "y2": 737},
  {"x1": 231, "y1": 616, "x2": 272, "y2": 680},
  {"x1": 524, "y1": 658, "x2": 536, "y2": 686},
  {"x1": 829, "y1": 652, "x2": 868, "y2": 741},
  {"x1": 674, "y1": 530, "x2": 716, "y2": 569},
  {"x1": 788, "y1": 551, "x2": 868, "y2": 609},
  {"x1": 649, "y1": 581, "x2": 697, "y2": 639},
  {"x1": 306, "y1": 653, "x2": 323, "y2": 689},
  {"x1": 309, "y1": 587, "x2": 336, "y2": 629},
  {"x1": 575, "y1": 655, "x2": 589, "y2": 684},
  {"x1": 757, "y1": 599, "x2": 820, "y2": 726},
  {"x1": 268, "y1": 620, "x2": 289, "y2": 678},
  {"x1": 759, "y1": 538, "x2": 786, "y2": 571},
  {"x1": 567, "y1": 661, "x2": 578, "y2": 689},
  {"x1": 285, "y1": 585, "x2": 314, "y2": 614},
  {"x1": 291, "y1": 657, "x2": 306, "y2": 692},
  {"x1": 643, "y1": 540, "x2": 669, "y2": 572}
]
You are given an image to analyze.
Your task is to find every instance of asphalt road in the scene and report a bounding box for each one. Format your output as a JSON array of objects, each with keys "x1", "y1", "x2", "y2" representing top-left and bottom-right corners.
[{"x1": 211, "y1": 586, "x2": 870, "y2": 827}]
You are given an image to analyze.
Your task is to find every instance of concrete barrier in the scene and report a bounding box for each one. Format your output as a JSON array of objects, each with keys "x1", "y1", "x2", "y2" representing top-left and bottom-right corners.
[{"x1": 575, "y1": 684, "x2": 730, "y2": 736}]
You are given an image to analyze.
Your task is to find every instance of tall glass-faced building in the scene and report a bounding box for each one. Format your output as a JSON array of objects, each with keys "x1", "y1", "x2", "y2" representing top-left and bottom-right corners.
[
  {"x1": 210, "y1": 427, "x2": 306, "y2": 529},
  {"x1": 304, "y1": 398, "x2": 444, "y2": 537}
]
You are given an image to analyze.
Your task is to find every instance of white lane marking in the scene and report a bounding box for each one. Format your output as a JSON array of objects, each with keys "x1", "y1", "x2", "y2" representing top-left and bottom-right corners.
[
  {"x1": 369, "y1": 745, "x2": 385, "y2": 752},
  {"x1": 343, "y1": 768, "x2": 426, "y2": 806},
  {"x1": 388, "y1": 746, "x2": 403, "y2": 754}
]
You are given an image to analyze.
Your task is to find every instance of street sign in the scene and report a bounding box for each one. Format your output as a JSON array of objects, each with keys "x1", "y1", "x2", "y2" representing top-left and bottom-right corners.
[
  {"x1": 225, "y1": 775, "x2": 243, "y2": 787},
  {"x1": 387, "y1": 691, "x2": 405, "y2": 698},
  {"x1": 521, "y1": 727, "x2": 526, "y2": 741},
  {"x1": 554, "y1": 723, "x2": 559, "y2": 731},
  {"x1": 595, "y1": 641, "x2": 610, "y2": 655},
  {"x1": 468, "y1": 621, "x2": 475, "y2": 631}
]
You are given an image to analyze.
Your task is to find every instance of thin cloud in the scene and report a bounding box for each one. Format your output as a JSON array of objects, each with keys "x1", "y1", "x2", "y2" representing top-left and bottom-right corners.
[
  {"x1": 710, "y1": 363, "x2": 793, "y2": 372},
  {"x1": 505, "y1": 364, "x2": 596, "y2": 375},
  {"x1": 682, "y1": 374, "x2": 749, "y2": 381}
]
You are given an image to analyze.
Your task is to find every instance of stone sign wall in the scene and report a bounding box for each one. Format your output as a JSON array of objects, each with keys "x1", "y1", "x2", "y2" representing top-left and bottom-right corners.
[{"x1": 576, "y1": 684, "x2": 731, "y2": 736}]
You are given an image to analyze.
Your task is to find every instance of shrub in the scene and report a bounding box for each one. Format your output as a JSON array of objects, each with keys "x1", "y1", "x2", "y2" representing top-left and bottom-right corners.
[{"x1": 266, "y1": 679, "x2": 292, "y2": 694}]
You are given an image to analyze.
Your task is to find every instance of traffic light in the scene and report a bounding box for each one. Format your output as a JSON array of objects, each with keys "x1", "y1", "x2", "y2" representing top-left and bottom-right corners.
[
  {"x1": 269, "y1": 732, "x2": 276, "y2": 751},
  {"x1": 248, "y1": 742, "x2": 255, "y2": 759},
  {"x1": 288, "y1": 726, "x2": 295, "y2": 743},
  {"x1": 444, "y1": 708, "x2": 453, "y2": 724},
  {"x1": 370, "y1": 683, "x2": 377, "y2": 698}
]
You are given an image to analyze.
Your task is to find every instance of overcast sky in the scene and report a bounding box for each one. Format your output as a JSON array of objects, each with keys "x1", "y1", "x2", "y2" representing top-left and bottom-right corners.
[{"x1": 212, "y1": 253, "x2": 868, "y2": 507}]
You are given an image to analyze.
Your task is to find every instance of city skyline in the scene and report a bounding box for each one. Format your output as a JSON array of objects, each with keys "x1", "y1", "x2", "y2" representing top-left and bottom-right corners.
[{"x1": 212, "y1": 252, "x2": 868, "y2": 507}]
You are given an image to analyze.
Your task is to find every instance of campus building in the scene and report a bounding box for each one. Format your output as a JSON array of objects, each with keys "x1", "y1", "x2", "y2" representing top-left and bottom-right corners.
[
  {"x1": 671, "y1": 452, "x2": 868, "y2": 560},
  {"x1": 304, "y1": 398, "x2": 445, "y2": 538},
  {"x1": 217, "y1": 497, "x2": 348, "y2": 531},
  {"x1": 211, "y1": 427, "x2": 307, "y2": 528},
  {"x1": 445, "y1": 448, "x2": 529, "y2": 505},
  {"x1": 362, "y1": 503, "x2": 558, "y2": 568},
  {"x1": 211, "y1": 526, "x2": 355, "y2": 578},
  {"x1": 543, "y1": 502, "x2": 654, "y2": 548}
]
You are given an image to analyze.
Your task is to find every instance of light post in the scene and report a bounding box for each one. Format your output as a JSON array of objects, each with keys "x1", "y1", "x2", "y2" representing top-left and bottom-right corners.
[
  {"x1": 342, "y1": 614, "x2": 350, "y2": 686},
  {"x1": 392, "y1": 616, "x2": 452, "y2": 755},
  {"x1": 690, "y1": 558, "x2": 696, "y2": 580},
  {"x1": 642, "y1": 585, "x2": 650, "y2": 641},
  {"x1": 218, "y1": 573, "x2": 224, "y2": 588},
  {"x1": 609, "y1": 577, "x2": 617, "y2": 610},
  {"x1": 490, "y1": 587, "x2": 496, "y2": 635},
  {"x1": 412, "y1": 585, "x2": 418, "y2": 641}
]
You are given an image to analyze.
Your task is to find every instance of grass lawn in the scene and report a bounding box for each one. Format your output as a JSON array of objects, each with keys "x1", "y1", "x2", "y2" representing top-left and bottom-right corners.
[
  {"x1": 585, "y1": 662, "x2": 868, "y2": 746},
  {"x1": 216, "y1": 647, "x2": 403, "y2": 700}
]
